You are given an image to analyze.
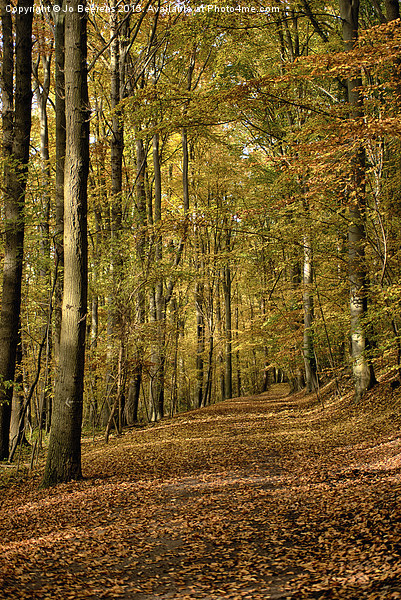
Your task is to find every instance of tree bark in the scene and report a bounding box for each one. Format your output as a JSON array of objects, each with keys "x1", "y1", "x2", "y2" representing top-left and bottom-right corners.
[
  {"x1": 195, "y1": 279, "x2": 205, "y2": 408},
  {"x1": 339, "y1": 0, "x2": 376, "y2": 400},
  {"x1": 216, "y1": 283, "x2": 225, "y2": 401},
  {"x1": 149, "y1": 132, "x2": 165, "y2": 422},
  {"x1": 125, "y1": 137, "x2": 148, "y2": 424},
  {"x1": 104, "y1": 5, "x2": 126, "y2": 428},
  {"x1": 235, "y1": 302, "x2": 241, "y2": 397},
  {"x1": 0, "y1": 0, "x2": 33, "y2": 459},
  {"x1": 110, "y1": 2, "x2": 123, "y2": 309},
  {"x1": 303, "y1": 233, "x2": 319, "y2": 392},
  {"x1": 223, "y1": 262, "x2": 233, "y2": 400},
  {"x1": 194, "y1": 223, "x2": 205, "y2": 408},
  {"x1": 54, "y1": 4, "x2": 66, "y2": 364},
  {"x1": 42, "y1": 0, "x2": 89, "y2": 485},
  {"x1": 9, "y1": 327, "x2": 28, "y2": 452},
  {"x1": 33, "y1": 51, "x2": 53, "y2": 433}
]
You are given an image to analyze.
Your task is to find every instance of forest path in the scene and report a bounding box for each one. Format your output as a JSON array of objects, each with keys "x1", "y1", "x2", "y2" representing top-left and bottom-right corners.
[{"x1": 1, "y1": 382, "x2": 401, "y2": 599}]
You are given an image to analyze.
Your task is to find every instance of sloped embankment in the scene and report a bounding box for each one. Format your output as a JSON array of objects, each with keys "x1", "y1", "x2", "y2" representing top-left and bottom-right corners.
[{"x1": 0, "y1": 381, "x2": 400, "y2": 599}]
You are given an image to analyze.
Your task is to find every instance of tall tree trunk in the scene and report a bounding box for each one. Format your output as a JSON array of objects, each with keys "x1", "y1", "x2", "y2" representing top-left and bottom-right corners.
[
  {"x1": 33, "y1": 52, "x2": 53, "y2": 432},
  {"x1": 170, "y1": 296, "x2": 179, "y2": 415},
  {"x1": 43, "y1": 1, "x2": 89, "y2": 485},
  {"x1": 339, "y1": 0, "x2": 376, "y2": 401},
  {"x1": 87, "y1": 199, "x2": 101, "y2": 427},
  {"x1": 9, "y1": 327, "x2": 27, "y2": 451},
  {"x1": 195, "y1": 279, "x2": 205, "y2": 408},
  {"x1": 104, "y1": 6, "x2": 125, "y2": 429},
  {"x1": 54, "y1": 5, "x2": 66, "y2": 364},
  {"x1": 182, "y1": 129, "x2": 190, "y2": 213},
  {"x1": 126, "y1": 137, "x2": 148, "y2": 423},
  {"x1": 0, "y1": 0, "x2": 33, "y2": 459},
  {"x1": 110, "y1": 1, "x2": 123, "y2": 314},
  {"x1": 223, "y1": 261, "x2": 233, "y2": 400},
  {"x1": 303, "y1": 233, "x2": 318, "y2": 392},
  {"x1": 216, "y1": 283, "x2": 225, "y2": 401},
  {"x1": 195, "y1": 227, "x2": 205, "y2": 408},
  {"x1": 149, "y1": 132, "x2": 165, "y2": 422},
  {"x1": 235, "y1": 302, "x2": 241, "y2": 397},
  {"x1": 202, "y1": 261, "x2": 215, "y2": 408}
]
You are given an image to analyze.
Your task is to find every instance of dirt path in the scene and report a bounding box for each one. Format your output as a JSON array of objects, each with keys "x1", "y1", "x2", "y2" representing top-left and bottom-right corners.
[{"x1": 1, "y1": 383, "x2": 401, "y2": 599}]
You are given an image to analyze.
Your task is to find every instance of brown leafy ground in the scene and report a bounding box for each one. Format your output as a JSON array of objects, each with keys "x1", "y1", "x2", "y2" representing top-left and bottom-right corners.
[{"x1": 1, "y1": 379, "x2": 401, "y2": 599}]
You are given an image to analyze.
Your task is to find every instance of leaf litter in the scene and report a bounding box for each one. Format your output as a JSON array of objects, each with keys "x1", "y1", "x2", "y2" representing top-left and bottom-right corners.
[{"x1": 0, "y1": 379, "x2": 400, "y2": 599}]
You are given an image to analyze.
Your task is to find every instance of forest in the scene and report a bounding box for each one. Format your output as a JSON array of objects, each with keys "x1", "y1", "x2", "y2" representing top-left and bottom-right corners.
[
  {"x1": 1, "y1": 0, "x2": 401, "y2": 487},
  {"x1": 2, "y1": 1, "x2": 401, "y2": 598}
]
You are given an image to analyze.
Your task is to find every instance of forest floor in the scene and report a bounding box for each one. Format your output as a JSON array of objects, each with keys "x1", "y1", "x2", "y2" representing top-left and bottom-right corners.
[{"x1": 1, "y1": 379, "x2": 401, "y2": 599}]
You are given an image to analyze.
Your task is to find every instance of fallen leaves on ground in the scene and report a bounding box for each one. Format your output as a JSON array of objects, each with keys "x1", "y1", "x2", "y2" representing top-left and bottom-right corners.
[{"x1": 0, "y1": 379, "x2": 400, "y2": 599}]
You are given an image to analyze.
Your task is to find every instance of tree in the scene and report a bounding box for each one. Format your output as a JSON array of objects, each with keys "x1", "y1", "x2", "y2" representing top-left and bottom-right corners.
[
  {"x1": 53, "y1": 3, "x2": 66, "y2": 364},
  {"x1": 303, "y1": 227, "x2": 318, "y2": 393},
  {"x1": 0, "y1": 0, "x2": 34, "y2": 459},
  {"x1": 339, "y1": 0, "x2": 376, "y2": 400},
  {"x1": 32, "y1": 27, "x2": 53, "y2": 434},
  {"x1": 42, "y1": 0, "x2": 89, "y2": 485}
]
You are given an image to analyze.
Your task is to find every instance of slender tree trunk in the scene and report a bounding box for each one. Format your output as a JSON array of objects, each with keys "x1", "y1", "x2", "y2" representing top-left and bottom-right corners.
[
  {"x1": 105, "y1": 343, "x2": 124, "y2": 442},
  {"x1": 182, "y1": 129, "x2": 190, "y2": 213},
  {"x1": 0, "y1": 0, "x2": 33, "y2": 459},
  {"x1": 126, "y1": 137, "x2": 147, "y2": 422},
  {"x1": 170, "y1": 296, "x2": 179, "y2": 416},
  {"x1": 195, "y1": 229, "x2": 205, "y2": 408},
  {"x1": 203, "y1": 333, "x2": 214, "y2": 407},
  {"x1": 261, "y1": 291, "x2": 270, "y2": 392},
  {"x1": 223, "y1": 262, "x2": 232, "y2": 400},
  {"x1": 88, "y1": 205, "x2": 101, "y2": 426},
  {"x1": 195, "y1": 279, "x2": 205, "y2": 408},
  {"x1": 110, "y1": 7, "x2": 123, "y2": 230},
  {"x1": 303, "y1": 233, "x2": 318, "y2": 392},
  {"x1": 43, "y1": 1, "x2": 89, "y2": 485},
  {"x1": 216, "y1": 284, "x2": 225, "y2": 401},
  {"x1": 339, "y1": 0, "x2": 376, "y2": 401},
  {"x1": 149, "y1": 132, "x2": 165, "y2": 421},
  {"x1": 109, "y1": 4, "x2": 123, "y2": 302},
  {"x1": 9, "y1": 327, "x2": 28, "y2": 451},
  {"x1": 89, "y1": 290, "x2": 99, "y2": 424},
  {"x1": 235, "y1": 302, "x2": 241, "y2": 397},
  {"x1": 34, "y1": 55, "x2": 52, "y2": 274},
  {"x1": 202, "y1": 266, "x2": 215, "y2": 408},
  {"x1": 105, "y1": 6, "x2": 125, "y2": 428},
  {"x1": 33, "y1": 53, "x2": 53, "y2": 432},
  {"x1": 182, "y1": 52, "x2": 195, "y2": 213}
]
